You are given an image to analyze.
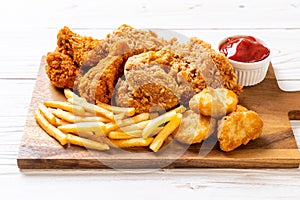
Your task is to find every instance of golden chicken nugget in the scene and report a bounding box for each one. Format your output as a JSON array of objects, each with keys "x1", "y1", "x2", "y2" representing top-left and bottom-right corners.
[
  {"x1": 189, "y1": 87, "x2": 238, "y2": 118},
  {"x1": 174, "y1": 110, "x2": 216, "y2": 144},
  {"x1": 217, "y1": 109, "x2": 263, "y2": 152}
]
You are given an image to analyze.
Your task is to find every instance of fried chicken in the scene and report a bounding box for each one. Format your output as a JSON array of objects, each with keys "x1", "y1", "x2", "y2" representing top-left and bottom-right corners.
[
  {"x1": 217, "y1": 106, "x2": 263, "y2": 152},
  {"x1": 77, "y1": 55, "x2": 124, "y2": 104},
  {"x1": 56, "y1": 26, "x2": 102, "y2": 66},
  {"x1": 174, "y1": 110, "x2": 216, "y2": 144},
  {"x1": 82, "y1": 24, "x2": 169, "y2": 67},
  {"x1": 189, "y1": 87, "x2": 238, "y2": 118},
  {"x1": 164, "y1": 37, "x2": 243, "y2": 95},
  {"x1": 114, "y1": 50, "x2": 191, "y2": 113},
  {"x1": 45, "y1": 51, "x2": 78, "y2": 88},
  {"x1": 45, "y1": 26, "x2": 102, "y2": 89},
  {"x1": 75, "y1": 25, "x2": 174, "y2": 105}
]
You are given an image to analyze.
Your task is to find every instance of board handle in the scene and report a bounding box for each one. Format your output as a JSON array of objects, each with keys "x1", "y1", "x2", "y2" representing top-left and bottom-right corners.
[{"x1": 289, "y1": 110, "x2": 300, "y2": 120}]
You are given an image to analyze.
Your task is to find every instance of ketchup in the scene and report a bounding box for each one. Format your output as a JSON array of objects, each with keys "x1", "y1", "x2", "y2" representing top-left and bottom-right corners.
[{"x1": 219, "y1": 36, "x2": 270, "y2": 63}]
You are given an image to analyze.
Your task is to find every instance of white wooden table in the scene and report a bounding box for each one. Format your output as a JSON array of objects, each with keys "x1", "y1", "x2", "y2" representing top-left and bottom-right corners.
[{"x1": 1, "y1": 0, "x2": 300, "y2": 199}]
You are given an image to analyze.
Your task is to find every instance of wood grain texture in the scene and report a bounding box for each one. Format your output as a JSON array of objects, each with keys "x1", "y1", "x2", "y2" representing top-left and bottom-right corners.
[{"x1": 17, "y1": 59, "x2": 300, "y2": 169}]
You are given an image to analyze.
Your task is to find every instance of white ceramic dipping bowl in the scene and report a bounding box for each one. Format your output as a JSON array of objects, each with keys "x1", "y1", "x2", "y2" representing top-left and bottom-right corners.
[{"x1": 218, "y1": 35, "x2": 271, "y2": 86}]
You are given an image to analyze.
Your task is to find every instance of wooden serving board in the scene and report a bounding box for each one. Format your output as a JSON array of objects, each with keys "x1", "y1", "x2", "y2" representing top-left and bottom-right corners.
[{"x1": 17, "y1": 58, "x2": 300, "y2": 169}]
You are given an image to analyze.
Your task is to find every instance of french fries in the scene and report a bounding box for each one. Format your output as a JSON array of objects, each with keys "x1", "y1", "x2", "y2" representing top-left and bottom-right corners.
[
  {"x1": 34, "y1": 109, "x2": 67, "y2": 145},
  {"x1": 52, "y1": 108, "x2": 110, "y2": 123},
  {"x1": 35, "y1": 88, "x2": 185, "y2": 152},
  {"x1": 64, "y1": 88, "x2": 77, "y2": 99},
  {"x1": 67, "y1": 134, "x2": 109, "y2": 151},
  {"x1": 142, "y1": 110, "x2": 177, "y2": 138},
  {"x1": 68, "y1": 97, "x2": 114, "y2": 120},
  {"x1": 110, "y1": 138, "x2": 154, "y2": 148},
  {"x1": 150, "y1": 113, "x2": 182, "y2": 152},
  {"x1": 44, "y1": 101, "x2": 85, "y2": 115},
  {"x1": 115, "y1": 113, "x2": 150, "y2": 127},
  {"x1": 108, "y1": 130, "x2": 142, "y2": 139},
  {"x1": 118, "y1": 120, "x2": 150, "y2": 132},
  {"x1": 97, "y1": 102, "x2": 135, "y2": 116},
  {"x1": 58, "y1": 122, "x2": 107, "y2": 135},
  {"x1": 38, "y1": 103, "x2": 56, "y2": 125}
]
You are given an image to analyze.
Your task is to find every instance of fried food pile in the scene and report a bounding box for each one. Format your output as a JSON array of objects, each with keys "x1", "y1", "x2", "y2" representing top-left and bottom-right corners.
[{"x1": 44, "y1": 24, "x2": 263, "y2": 152}]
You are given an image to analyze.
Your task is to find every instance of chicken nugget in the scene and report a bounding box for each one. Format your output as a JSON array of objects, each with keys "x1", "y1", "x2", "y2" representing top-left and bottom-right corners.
[
  {"x1": 189, "y1": 87, "x2": 238, "y2": 118},
  {"x1": 217, "y1": 109, "x2": 263, "y2": 152},
  {"x1": 174, "y1": 110, "x2": 216, "y2": 144}
]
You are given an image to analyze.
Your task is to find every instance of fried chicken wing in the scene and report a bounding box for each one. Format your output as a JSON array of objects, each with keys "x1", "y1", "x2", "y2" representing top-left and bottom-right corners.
[
  {"x1": 217, "y1": 106, "x2": 263, "y2": 152},
  {"x1": 174, "y1": 110, "x2": 216, "y2": 144},
  {"x1": 189, "y1": 87, "x2": 238, "y2": 118}
]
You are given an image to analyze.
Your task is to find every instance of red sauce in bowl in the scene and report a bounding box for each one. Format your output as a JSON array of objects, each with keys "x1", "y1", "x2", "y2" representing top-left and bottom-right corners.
[{"x1": 219, "y1": 36, "x2": 270, "y2": 63}]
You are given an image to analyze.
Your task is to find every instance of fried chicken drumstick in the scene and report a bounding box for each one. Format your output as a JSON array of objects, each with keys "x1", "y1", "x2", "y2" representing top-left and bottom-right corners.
[{"x1": 45, "y1": 26, "x2": 102, "y2": 88}]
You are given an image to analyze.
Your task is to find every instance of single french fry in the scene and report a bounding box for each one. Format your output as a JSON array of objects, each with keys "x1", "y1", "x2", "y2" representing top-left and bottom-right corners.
[
  {"x1": 52, "y1": 109, "x2": 76, "y2": 123},
  {"x1": 52, "y1": 109, "x2": 110, "y2": 123},
  {"x1": 69, "y1": 98, "x2": 114, "y2": 120},
  {"x1": 64, "y1": 88, "x2": 77, "y2": 99},
  {"x1": 142, "y1": 110, "x2": 177, "y2": 138},
  {"x1": 58, "y1": 122, "x2": 106, "y2": 135},
  {"x1": 97, "y1": 102, "x2": 135, "y2": 116},
  {"x1": 118, "y1": 120, "x2": 151, "y2": 132},
  {"x1": 34, "y1": 109, "x2": 67, "y2": 145},
  {"x1": 54, "y1": 117, "x2": 69, "y2": 126},
  {"x1": 67, "y1": 97, "x2": 87, "y2": 107},
  {"x1": 104, "y1": 123, "x2": 119, "y2": 133},
  {"x1": 72, "y1": 131, "x2": 105, "y2": 143},
  {"x1": 150, "y1": 113, "x2": 182, "y2": 152},
  {"x1": 115, "y1": 113, "x2": 150, "y2": 127},
  {"x1": 38, "y1": 103, "x2": 56, "y2": 125},
  {"x1": 108, "y1": 130, "x2": 142, "y2": 139},
  {"x1": 44, "y1": 101, "x2": 85, "y2": 115},
  {"x1": 113, "y1": 113, "x2": 126, "y2": 120},
  {"x1": 147, "y1": 126, "x2": 164, "y2": 138},
  {"x1": 109, "y1": 138, "x2": 154, "y2": 148},
  {"x1": 67, "y1": 134, "x2": 109, "y2": 151}
]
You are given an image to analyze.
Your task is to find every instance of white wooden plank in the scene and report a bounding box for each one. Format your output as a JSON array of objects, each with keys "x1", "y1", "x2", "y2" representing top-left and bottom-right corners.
[
  {"x1": 1, "y1": 0, "x2": 300, "y2": 29},
  {"x1": 1, "y1": 168, "x2": 300, "y2": 200}
]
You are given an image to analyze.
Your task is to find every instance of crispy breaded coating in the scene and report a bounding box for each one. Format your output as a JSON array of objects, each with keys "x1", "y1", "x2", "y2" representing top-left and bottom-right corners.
[
  {"x1": 217, "y1": 107, "x2": 263, "y2": 152},
  {"x1": 114, "y1": 50, "x2": 189, "y2": 113},
  {"x1": 56, "y1": 26, "x2": 102, "y2": 66},
  {"x1": 82, "y1": 24, "x2": 169, "y2": 67},
  {"x1": 45, "y1": 26, "x2": 101, "y2": 89},
  {"x1": 164, "y1": 37, "x2": 242, "y2": 95},
  {"x1": 77, "y1": 56, "x2": 124, "y2": 104},
  {"x1": 189, "y1": 87, "x2": 238, "y2": 118},
  {"x1": 45, "y1": 51, "x2": 78, "y2": 88},
  {"x1": 174, "y1": 110, "x2": 216, "y2": 144}
]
